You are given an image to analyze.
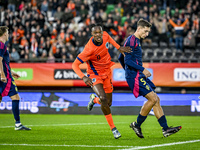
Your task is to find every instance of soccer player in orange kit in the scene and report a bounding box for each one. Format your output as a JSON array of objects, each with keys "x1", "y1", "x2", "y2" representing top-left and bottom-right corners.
[{"x1": 72, "y1": 24, "x2": 131, "y2": 139}]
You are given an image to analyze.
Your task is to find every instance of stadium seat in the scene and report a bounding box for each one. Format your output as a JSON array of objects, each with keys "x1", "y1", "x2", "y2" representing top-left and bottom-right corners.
[
  {"x1": 171, "y1": 10, "x2": 175, "y2": 16},
  {"x1": 162, "y1": 57, "x2": 170, "y2": 62},
  {"x1": 106, "y1": 4, "x2": 115, "y2": 14},
  {"x1": 155, "y1": 49, "x2": 164, "y2": 58},
  {"x1": 171, "y1": 57, "x2": 179, "y2": 62},
  {"x1": 180, "y1": 56, "x2": 188, "y2": 63},
  {"x1": 184, "y1": 50, "x2": 193, "y2": 59},
  {"x1": 174, "y1": 51, "x2": 182, "y2": 59},
  {"x1": 164, "y1": 49, "x2": 173, "y2": 58},
  {"x1": 146, "y1": 49, "x2": 154, "y2": 58},
  {"x1": 160, "y1": 10, "x2": 166, "y2": 16},
  {"x1": 190, "y1": 57, "x2": 198, "y2": 63},
  {"x1": 121, "y1": 16, "x2": 127, "y2": 26},
  {"x1": 193, "y1": 51, "x2": 200, "y2": 59}
]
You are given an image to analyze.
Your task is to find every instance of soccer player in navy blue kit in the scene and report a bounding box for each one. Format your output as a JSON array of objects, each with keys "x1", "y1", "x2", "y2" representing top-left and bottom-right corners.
[
  {"x1": 118, "y1": 19, "x2": 181, "y2": 138},
  {"x1": 0, "y1": 26, "x2": 30, "y2": 130}
]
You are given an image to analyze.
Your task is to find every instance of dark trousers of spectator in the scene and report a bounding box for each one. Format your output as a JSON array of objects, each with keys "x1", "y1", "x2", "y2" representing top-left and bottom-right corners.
[
  {"x1": 158, "y1": 33, "x2": 169, "y2": 47},
  {"x1": 175, "y1": 37, "x2": 183, "y2": 51},
  {"x1": 8, "y1": 4, "x2": 15, "y2": 12}
]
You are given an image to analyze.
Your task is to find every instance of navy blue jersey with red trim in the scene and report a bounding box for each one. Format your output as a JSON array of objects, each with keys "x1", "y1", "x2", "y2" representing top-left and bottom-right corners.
[
  {"x1": 118, "y1": 35, "x2": 144, "y2": 74},
  {"x1": 0, "y1": 41, "x2": 12, "y2": 79},
  {"x1": 0, "y1": 41, "x2": 17, "y2": 97},
  {"x1": 118, "y1": 35, "x2": 156, "y2": 98}
]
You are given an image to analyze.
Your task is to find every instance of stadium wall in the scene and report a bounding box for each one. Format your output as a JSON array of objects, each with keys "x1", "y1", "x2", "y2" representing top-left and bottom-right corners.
[
  {"x1": 10, "y1": 63, "x2": 200, "y2": 87},
  {"x1": 0, "y1": 92, "x2": 199, "y2": 116}
]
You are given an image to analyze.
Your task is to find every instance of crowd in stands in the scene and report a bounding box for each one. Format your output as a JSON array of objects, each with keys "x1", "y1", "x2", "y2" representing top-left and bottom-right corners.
[{"x1": 0, "y1": 0, "x2": 199, "y2": 63}]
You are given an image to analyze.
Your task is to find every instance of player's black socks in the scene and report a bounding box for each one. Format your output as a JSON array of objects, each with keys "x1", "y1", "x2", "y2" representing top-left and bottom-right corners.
[
  {"x1": 158, "y1": 115, "x2": 168, "y2": 131},
  {"x1": 135, "y1": 114, "x2": 147, "y2": 127},
  {"x1": 12, "y1": 100, "x2": 20, "y2": 123}
]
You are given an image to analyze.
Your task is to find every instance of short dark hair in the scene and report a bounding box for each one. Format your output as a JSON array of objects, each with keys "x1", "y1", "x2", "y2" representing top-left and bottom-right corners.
[
  {"x1": 90, "y1": 23, "x2": 103, "y2": 32},
  {"x1": 0, "y1": 26, "x2": 9, "y2": 37},
  {"x1": 137, "y1": 19, "x2": 152, "y2": 28}
]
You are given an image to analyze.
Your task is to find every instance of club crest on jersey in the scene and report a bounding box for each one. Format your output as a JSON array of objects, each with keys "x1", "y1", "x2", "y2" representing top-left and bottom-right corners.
[
  {"x1": 146, "y1": 85, "x2": 150, "y2": 90},
  {"x1": 92, "y1": 78, "x2": 96, "y2": 83},
  {"x1": 105, "y1": 42, "x2": 109, "y2": 49}
]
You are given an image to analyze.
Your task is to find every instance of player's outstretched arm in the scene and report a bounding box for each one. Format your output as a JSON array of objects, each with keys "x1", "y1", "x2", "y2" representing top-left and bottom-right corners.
[
  {"x1": 11, "y1": 71, "x2": 20, "y2": 79},
  {"x1": 118, "y1": 46, "x2": 132, "y2": 55}
]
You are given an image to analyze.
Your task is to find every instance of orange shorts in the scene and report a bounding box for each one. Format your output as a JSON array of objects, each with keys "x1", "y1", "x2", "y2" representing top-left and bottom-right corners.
[{"x1": 89, "y1": 72, "x2": 113, "y2": 93}]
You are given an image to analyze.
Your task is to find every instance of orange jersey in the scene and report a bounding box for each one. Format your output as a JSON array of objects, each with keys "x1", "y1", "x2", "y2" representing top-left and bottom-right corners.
[{"x1": 76, "y1": 31, "x2": 120, "y2": 77}]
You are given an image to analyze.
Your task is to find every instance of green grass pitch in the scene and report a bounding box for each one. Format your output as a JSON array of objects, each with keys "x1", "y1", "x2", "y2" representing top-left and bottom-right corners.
[{"x1": 0, "y1": 114, "x2": 199, "y2": 150}]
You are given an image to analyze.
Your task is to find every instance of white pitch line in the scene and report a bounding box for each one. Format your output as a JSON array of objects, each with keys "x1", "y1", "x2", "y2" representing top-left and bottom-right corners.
[
  {"x1": 117, "y1": 139, "x2": 200, "y2": 150},
  {"x1": 0, "y1": 122, "x2": 126, "y2": 128},
  {"x1": 0, "y1": 143, "x2": 134, "y2": 148},
  {"x1": 0, "y1": 140, "x2": 199, "y2": 149}
]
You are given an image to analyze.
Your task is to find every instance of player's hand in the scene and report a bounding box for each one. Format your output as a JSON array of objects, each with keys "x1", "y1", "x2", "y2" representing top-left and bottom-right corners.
[
  {"x1": 12, "y1": 72, "x2": 20, "y2": 79},
  {"x1": 142, "y1": 69, "x2": 151, "y2": 78},
  {"x1": 118, "y1": 46, "x2": 132, "y2": 54},
  {"x1": 82, "y1": 76, "x2": 93, "y2": 87},
  {"x1": 1, "y1": 77, "x2": 7, "y2": 83}
]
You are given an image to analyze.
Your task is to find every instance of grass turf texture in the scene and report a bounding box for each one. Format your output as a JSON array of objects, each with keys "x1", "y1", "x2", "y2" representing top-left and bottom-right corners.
[{"x1": 0, "y1": 114, "x2": 199, "y2": 150}]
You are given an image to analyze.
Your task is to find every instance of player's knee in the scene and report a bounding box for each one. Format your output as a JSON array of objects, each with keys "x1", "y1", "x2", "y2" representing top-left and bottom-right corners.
[
  {"x1": 0, "y1": 95, "x2": 2, "y2": 103},
  {"x1": 99, "y1": 95, "x2": 107, "y2": 105},
  {"x1": 149, "y1": 96, "x2": 158, "y2": 105},
  {"x1": 156, "y1": 96, "x2": 160, "y2": 103}
]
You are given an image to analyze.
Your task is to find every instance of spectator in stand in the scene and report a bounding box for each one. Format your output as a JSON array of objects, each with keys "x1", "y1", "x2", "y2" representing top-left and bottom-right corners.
[
  {"x1": 45, "y1": 37, "x2": 51, "y2": 55},
  {"x1": 42, "y1": 24, "x2": 50, "y2": 39},
  {"x1": 99, "y1": 0, "x2": 107, "y2": 11},
  {"x1": 20, "y1": 36, "x2": 28, "y2": 47},
  {"x1": 41, "y1": 0, "x2": 48, "y2": 13},
  {"x1": 29, "y1": 53, "x2": 38, "y2": 62},
  {"x1": 17, "y1": 25, "x2": 25, "y2": 40},
  {"x1": 61, "y1": 7, "x2": 74, "y2": 23},
  {"x1": 115, "y1": 2, "x2": 124, "y2": 17},
  {"x1": 99, "y1": 9, "x2": 107, "y2": 22},
  {"x1": 30, "y1": 37, "x2": 38, "y2": 55},
  {"x1": 113, "y1": 12, "x2": 121, "y2": 26},
  {"x1": 20, "y1": 49, "x2": 25, "y2": 59},
  {"x1": 91, "y1": 0, "x2": 99, "y2": 16},
  {"x1": 19, "y1": 1, "x2": 25, "y2": 11},
  {"x1": 79, "y1": 4, "x2": 88, "y2": 22},
  {"x1": 52, "y1": 0, "x2": 58, "y2": 17},
  {"x1": 54, "y1": 6, "x2": 63, "y2": 21},
  {"x1": 94, "y1": 12, "x2": 103, "y2": 24},
  {"x1": 156, "y1": 18, "x2": 170, "y2": 47},
  {"x1": 47, "y1": 52, "x2": 55, "y2": 63},
  {"x1": 67, "y1": 0, "x2": 76, "y2": 17},
  {"x1": 169, "y1": 16, "x2": 189, "y2": 51},
  {"x1": 54, "y1": 48, "x2": 62, "y2": 61},
  {"x1": 8, "y1": 0, "x2": 16, "y2": 12},
  {"x1": 69, "y1": 19, "x2": 79, "y2": 34},
  {"x1": 40, "y1": 50, "x2": 48, "y2": 60},
  {"x1": 12, "y1": 37, "x2": 20, "y2": 52},
  {"x1": 184, "y1": 28, "x2": 198, "y2": 50},
  {"x1": 12, "y1": 27, "x2": 20, "y2": 43},
  {"x1": 23, "y1": 54, "x2": 29, "y2": 62},
  {"x1": 104, "y1": 18, "x2": 114, "y2": 34},
  {"x1": 10, "y1": 48, "x2": 20, "y2": 62}
]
